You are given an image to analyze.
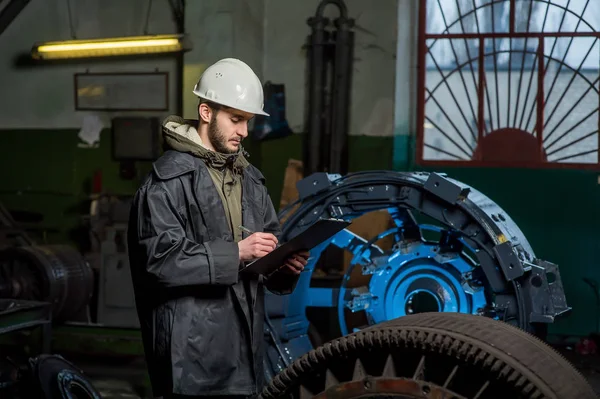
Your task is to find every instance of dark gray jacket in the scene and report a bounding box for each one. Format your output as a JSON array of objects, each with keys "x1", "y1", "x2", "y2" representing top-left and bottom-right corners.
[{"x1": 127, "y1": 150, "x2": 298, "y2": 397}]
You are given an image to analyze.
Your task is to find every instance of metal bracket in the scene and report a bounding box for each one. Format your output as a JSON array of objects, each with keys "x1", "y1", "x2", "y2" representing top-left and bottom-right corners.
[
  {"x1": 424, "y1": 173, "x2": 470, "y2": 204},
  {"x1": 297, "y1": 172, "x2": 338, "y2": 200},
  {"x1": 493, "y1": 241, "x2": 525, "y2": 281},
  {"x1": 527, "y1": 259, "x2": 571, "y2": 323}
]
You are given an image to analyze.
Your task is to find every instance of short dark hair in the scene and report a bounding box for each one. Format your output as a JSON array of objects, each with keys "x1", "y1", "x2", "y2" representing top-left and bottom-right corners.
[{"x1": 198, "y1": 99, "x2": 226, "y2": 112}]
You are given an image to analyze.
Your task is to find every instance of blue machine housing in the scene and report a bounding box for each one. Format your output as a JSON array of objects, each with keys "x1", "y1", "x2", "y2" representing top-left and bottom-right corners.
[{"x1": 262, "y1": 171, "x2": 570, "y2": 381}]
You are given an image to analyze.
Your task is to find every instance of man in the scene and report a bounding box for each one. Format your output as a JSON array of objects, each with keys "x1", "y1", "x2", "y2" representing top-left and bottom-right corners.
[{"x1": 127, "y1": 58, "x2": 309, "y2": 398}]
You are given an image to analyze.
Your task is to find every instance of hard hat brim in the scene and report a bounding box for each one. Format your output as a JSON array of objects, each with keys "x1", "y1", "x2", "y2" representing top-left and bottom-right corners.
[{"x1": 193, "y1": 91, "x2": 270, "y2": 117}]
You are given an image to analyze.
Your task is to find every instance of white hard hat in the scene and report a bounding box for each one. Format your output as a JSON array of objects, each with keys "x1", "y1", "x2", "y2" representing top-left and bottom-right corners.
[{"x1": 192, "y1": 58, "x2": 269, "y2": 116}]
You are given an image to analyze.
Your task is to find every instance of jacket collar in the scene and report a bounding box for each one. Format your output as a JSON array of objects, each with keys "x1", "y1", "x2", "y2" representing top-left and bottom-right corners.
[
  {"x1": 153, "y1": 150, "x2": 197, "y2": 180},
  {"x1": 153, "y1": 149, "x2": 267, "y2": 185}
]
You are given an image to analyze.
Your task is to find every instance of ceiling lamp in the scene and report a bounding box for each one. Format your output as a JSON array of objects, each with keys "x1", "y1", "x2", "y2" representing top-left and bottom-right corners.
[{"x1": 31, "y1": 34, "x2": 188, "y2": 60}]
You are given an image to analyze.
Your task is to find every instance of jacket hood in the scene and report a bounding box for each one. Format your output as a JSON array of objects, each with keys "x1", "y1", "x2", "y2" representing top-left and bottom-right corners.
[{"x1": 161, "y1": 115, "x2": 249, "y2": 171}]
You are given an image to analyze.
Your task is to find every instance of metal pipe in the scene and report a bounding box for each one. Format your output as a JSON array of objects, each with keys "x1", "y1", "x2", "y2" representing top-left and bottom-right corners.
[
  {"x1": 328, "y1": 13, "x2": 354, "y2": 175},
  {"x1": 304, "y1": 14, "x2": 329, "y2": 176},
  {"x1": 304, "y1": 0, "x2": 353, "y2": 176}
]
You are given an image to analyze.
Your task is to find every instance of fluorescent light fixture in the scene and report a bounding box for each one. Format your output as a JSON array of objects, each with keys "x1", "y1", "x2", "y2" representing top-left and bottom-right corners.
[{"x1": 31, "y1": 34, "x2": 188, "y2": 60}]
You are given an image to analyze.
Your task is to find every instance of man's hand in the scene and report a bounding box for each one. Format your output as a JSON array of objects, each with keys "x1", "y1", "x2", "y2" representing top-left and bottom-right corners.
[
  {"x1": 280, "y1": 250, "x2": 310, "y2": 275},
  {"x1": 238, "y1": 232, "x2": 278, "y2": 262}
]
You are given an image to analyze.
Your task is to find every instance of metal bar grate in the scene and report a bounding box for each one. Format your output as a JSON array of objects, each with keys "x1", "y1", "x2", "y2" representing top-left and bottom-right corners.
[{"x1": 417, "y1": 0, "x2": 600, "y2": 169}]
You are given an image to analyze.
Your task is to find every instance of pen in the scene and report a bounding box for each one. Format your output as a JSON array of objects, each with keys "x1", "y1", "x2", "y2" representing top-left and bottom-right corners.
[
  {"x1": 239, "y1": 225, "x2": 281, "y2": 248},
  {"x1": 239, "y1": 225, "x2": 255, "y2": 235}
]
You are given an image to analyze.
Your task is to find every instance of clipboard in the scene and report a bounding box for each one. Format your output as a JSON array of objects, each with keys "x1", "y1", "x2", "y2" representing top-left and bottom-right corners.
[{"x1": 239, "y1": 218, "x2": 351, "y2": 275}]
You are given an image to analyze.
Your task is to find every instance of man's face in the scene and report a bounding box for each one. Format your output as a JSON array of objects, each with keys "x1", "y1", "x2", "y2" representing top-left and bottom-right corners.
[{"x1": 207, "y1": 107, "x2": 254, "y2": 154}]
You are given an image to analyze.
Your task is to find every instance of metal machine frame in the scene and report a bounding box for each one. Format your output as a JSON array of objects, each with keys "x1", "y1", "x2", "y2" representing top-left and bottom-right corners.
[{"x1": 263, "y1": 171, "x2": 570, "y2": 380}]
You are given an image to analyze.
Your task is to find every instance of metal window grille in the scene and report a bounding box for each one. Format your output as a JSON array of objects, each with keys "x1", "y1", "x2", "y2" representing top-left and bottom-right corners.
[{"x1": 417, "y1": 0, "x2": 600, "y2": 169}]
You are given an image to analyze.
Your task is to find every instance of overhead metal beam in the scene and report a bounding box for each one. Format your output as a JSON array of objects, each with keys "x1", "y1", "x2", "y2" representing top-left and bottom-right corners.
[{"x1": 0, "y1": 0, "x2": 30, "y2": 36}]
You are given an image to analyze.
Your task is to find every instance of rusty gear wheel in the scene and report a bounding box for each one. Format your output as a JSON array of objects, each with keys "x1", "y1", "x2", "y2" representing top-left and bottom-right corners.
[{"x1": 261, "y1": 313, "x2": 596, "y2": 399}]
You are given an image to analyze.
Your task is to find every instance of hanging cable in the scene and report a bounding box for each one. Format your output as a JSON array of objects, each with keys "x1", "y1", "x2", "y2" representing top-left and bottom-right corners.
[
  {"x1": 143, "y1": 0, "x2": 153, "y2": 35},
  {"x1": 168, "y1": 0, "x2": 185, "y2": 32},
  {"x1": 65, "y1": 0, "x2": 76, "y2": 39}
]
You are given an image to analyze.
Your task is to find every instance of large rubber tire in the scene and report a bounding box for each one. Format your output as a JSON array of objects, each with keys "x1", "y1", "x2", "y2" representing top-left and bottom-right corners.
[{"x1": 261, "y1": 312, "x2": 597, "y2": 399}]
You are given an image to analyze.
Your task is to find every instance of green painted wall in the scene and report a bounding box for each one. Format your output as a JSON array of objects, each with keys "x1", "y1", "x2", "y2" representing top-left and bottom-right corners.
[
  {"x1": 0, "y1": 129, "x2": 152, "y2": 246},
  {"x1": 250, "y1": 133, "x2": 395, "y2": 209}
]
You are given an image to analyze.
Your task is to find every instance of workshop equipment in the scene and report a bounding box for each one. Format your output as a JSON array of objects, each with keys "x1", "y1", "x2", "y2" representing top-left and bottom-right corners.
[
  {"x1": 260, "y1": 312, "x2": 597, "y2": 399},
  {"x1": 303, "y1": 0, "x2": 354, "y2": 176},
  {"x1": 0, "y1": 245, "x2": 94, "y2": 323},
  {"x1": 251, "y1": 82, "x2": 293, "y2": 142},
  {"x1": 0, "y1": 201, "x2": 33, "y2": 251},
  {"x1": 97, "y1": 224, "x2": 138, "y2": 328},
  {"x1": 87, "y1": 194, "x2": 139, "y2": 328},
  {"x1": 26, "y1": 354, "x2": 101, "y2": 399},
  {"x1": 0, "y1": 353, "x2": 101, "y2": 399},
  {"x1": 0, "y1": 299, "x2": 52, "y2": 354},
  {"x1": 262, "y1": 170, "x2": 569, "y2": 380}
]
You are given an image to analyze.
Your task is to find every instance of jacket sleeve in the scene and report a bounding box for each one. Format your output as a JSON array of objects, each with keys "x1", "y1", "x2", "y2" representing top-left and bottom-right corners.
[
  {"x1": 262, "y1": 190, "x2": 300, "y2": 295},
  {"x1": 131, "y1": 184, "x2": 240, "y2": 288}
]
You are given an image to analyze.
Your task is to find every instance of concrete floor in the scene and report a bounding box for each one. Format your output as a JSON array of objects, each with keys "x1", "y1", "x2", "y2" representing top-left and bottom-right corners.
[
  {"x1": 91, "y1": 379, "x2": 143, "y2": 399},
  {"x1": 76, "y1": 356, "x2": 149, "y2": 399}
]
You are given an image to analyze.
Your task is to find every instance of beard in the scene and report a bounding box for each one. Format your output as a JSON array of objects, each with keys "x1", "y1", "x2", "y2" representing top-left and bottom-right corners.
[{"x1": 207, "y1": 115, "x2": 238, "y2": 154}]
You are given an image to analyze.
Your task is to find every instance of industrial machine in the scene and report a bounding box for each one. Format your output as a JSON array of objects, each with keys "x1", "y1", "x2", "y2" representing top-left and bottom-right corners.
[
  {"x1": 0, "y1": 200, "x2": 100, "y2": 398},
  {"x1": 0, "y1": 170, "x2": 574, "y2": 398},
  {"x1": 0, "y1": 245, "x2": 94, "y2": 324},
  {"x1": 89, "y1": 194, "x2": 139, "y2": 328},
  {"x1": 0, "y1": 171, "x2": 576, "y2": 398},
  {"x1": 260, "y1": 312, "x2": 596, "y2": 398},
  {"x1": 0, "y1": 202, "x2": 31, "y2": 251},
  {"x1": 262, "y1": 171, "x2": 570, "y2": 381}
]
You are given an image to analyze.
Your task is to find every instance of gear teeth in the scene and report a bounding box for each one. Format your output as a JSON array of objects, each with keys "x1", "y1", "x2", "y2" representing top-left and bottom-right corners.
[
  {"x1": 325, "y1": 368, "x2": 339, "y2": 389},
  {"x1": 381, "y1": 354, "x2": 397, "y2": 378},
  {"x1": 299, "y1": 385, "x2": 313, "y2": 399},
  {"x1": 261, "y1": 314, "x2": 597, "y2": 399},
  {"x1": 352, "y1": 358, "x2": 368, "y2": 380},
  {"x1": 413, "y1": 355, "x2": 426, "y2": 380},
  {"x1": 515, "y1": 374, "x2": 528, "y2": 388}
]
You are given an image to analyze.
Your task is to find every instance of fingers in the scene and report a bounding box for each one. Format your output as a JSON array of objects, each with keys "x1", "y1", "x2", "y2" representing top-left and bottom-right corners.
[
  {"x1": 255, "y1": 238, "x2": 276, "y2": 251},
  {"x1": 292, "y1": 250, "x2": 310, "y2": 259},
  {"x1": 255, "y1": 243, "x2": 276, "y2": 253},
  {"x1": 288, "y1": 252, "x2": 309, "y2": 265},
  {"x1": 247, "y1": 233, "x2": 277, "y2": 251},
  {"x1": 255, "y1": 250, "x2": 271, "y2": 258},
  {"x1": 254, "y1": 232, "x2": 278, "y2": 245},
  {"x1": 283, "y1": 264, "x2": 302, "y2": 275},
  {"x1": 293, "y1": 256, "x2": 308, "y2": 267},
  {"x1": 284, "y1": 257, "x2": 306, "y2": 274},
  {"x1": 250, "y1": 243, "x2": 276, "y2": 259},
  {"x1": 286, "y1": 258, "x2": 304, "y2": 269}
]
